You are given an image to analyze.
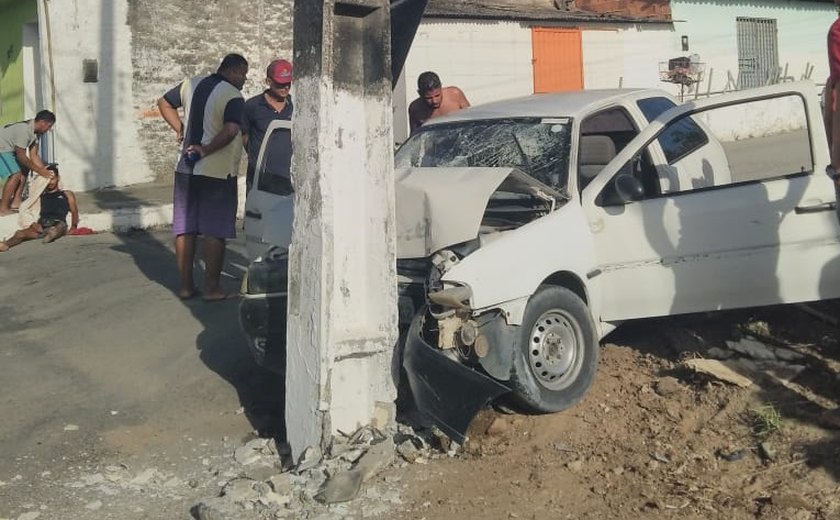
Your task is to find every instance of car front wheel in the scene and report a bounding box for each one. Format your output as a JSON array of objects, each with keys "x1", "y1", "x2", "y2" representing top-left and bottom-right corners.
[{"x1": 509, "y1": 285, "x2": 599, "y2": 413}]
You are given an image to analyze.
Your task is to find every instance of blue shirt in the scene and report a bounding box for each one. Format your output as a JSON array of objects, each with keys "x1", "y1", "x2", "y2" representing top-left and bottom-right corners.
[{"x1": 242, "y1": 92, "x2": 293, "y2": 169}]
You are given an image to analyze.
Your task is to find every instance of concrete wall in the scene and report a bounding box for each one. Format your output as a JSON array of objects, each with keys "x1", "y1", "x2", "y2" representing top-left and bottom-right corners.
[
  {"x1": 582, "y1": 23, "x2": 675, "y2": 91},
  {"x1": 670, "y1": 0, "x2": 836, "y2": 93},
  {"x1": 40, "y1": 0, "x2": 153, "y2": 191},
  {"x1": 398, "y1": 18, "x2": 676, "y2": 141},
  {"x1": 0, "y1": 0, "x2": 37, "y2": 125},
  {"x1": 4, "y1": 0, "x2": 292, "y2": 192},
  {"x1": 127, "y1": 0, "x2": 293, "y2": 185}
]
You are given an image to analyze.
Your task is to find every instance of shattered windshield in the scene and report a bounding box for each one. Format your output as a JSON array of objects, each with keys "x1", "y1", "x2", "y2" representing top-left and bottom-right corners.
[{"x1": 395, "y1": 118, "x2": 572, "y2": 190}]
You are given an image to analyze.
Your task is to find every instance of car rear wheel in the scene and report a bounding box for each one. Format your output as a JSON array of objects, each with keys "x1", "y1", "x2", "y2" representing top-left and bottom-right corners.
[{"x1": 509, "y1": 285, "x2": 599, "y2": 413}]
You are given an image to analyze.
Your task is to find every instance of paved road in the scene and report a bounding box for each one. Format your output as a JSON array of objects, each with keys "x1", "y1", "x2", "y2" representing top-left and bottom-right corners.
[{"x1": 0, "y1": 229, "x2": 283, "y2": 517}]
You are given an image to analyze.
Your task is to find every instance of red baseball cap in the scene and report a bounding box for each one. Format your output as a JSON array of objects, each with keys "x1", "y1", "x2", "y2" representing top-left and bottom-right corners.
[{"x1": 267, "y1": 59, "x2": 293, "y2": 83}]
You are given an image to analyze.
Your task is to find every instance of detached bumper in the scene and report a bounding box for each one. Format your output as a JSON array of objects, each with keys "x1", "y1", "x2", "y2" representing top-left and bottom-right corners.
[
  {"x1": 239, "y1": 293, "x2": 287, "y2": 374},
  {"x1": 402, "y1": 310, "x2": 510, "y2": 444}
]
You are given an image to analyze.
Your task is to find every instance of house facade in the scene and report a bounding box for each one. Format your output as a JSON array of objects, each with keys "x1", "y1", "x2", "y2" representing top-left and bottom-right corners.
[
  {"x1": 0, "y1": 0, "x2": 291, "y2": 192},
  {"x1": 397, "y1": 0, "x2": 837, "y2": 141},
  {"x1": 1, "y1": 0, "x2": 836, "y2": 189}
]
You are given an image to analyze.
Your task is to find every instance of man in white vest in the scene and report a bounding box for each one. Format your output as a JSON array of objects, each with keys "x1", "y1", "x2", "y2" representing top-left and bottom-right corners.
[{"x1": 157, "y1": 54, "x2": 248, "y2": 301}]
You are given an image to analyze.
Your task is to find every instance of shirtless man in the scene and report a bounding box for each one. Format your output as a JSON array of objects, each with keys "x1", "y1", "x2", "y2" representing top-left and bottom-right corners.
[
  {"x1": 408, "y1": 71, "x2": 470, "y2": 133},
  {"x1": 0, "y1": 166, "x2": 78, "y2": 252}
]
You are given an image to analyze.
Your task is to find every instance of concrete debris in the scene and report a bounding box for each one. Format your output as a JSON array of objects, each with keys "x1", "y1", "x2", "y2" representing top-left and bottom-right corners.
[
  {"x1": 773, "y1": 348, "x2": 805, "y2": 362},
  {"x1": 684, "y1": 359, "x2": 753, "y2": 388},
  {"x1": 234, "y1": 438, "x2": 276, "y2": 466},
  {"x1": 705, "y1": 347, "x2": 734, "y2": 360},
  {"x1": 193, "y1": 501, "x2": 229, "y2": 520},
  {"x1": 396, "y1": 439, "x2": 422, "y2": 463},
  {"x1": 296, "y1": 446, "x2": 323, "y2": 473},
  {"x1": 725, "y1": 337, "x2": 777, "y2": 361},
  {"x1": 222, "y1": 478, "x2": 260, "y2": 503}
]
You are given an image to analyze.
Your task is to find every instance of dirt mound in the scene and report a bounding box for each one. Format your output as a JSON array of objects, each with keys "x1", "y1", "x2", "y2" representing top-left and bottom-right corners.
[{"x1": 382, "y1": 303, "x2": 840, "y2": 520}]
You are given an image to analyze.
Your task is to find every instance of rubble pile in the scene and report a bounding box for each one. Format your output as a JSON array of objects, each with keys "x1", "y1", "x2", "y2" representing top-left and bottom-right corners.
[{"x1": 191, "y1": 424, "x2": 453, "y2": 520}]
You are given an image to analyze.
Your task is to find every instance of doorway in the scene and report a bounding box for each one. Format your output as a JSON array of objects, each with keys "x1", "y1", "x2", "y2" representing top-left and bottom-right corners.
[{"x1": 532, "y1": 27, "x2": 583, "y2": 93}]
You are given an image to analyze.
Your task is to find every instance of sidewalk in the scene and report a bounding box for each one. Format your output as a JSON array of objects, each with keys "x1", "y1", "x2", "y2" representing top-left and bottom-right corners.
[{"x1": 0, "y1": 178, "x2": 246, "y2": 240}]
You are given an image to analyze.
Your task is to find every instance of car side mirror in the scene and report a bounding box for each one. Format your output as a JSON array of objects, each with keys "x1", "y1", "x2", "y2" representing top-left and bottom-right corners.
[{"x1": 600, "y1": 173, "x2": 645, "y2": 206}]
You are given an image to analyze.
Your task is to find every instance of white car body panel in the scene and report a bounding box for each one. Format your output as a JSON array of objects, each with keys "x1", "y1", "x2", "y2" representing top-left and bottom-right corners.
[
  {"x1": 581, "y1": 81, "x2": 840, "y2": 321},
  {"x1": 244, "y1": 119, "x2": 293, "y2": 260},
  {"x1": 443, "y1": 203, "x2": 602, "y2": 327}
]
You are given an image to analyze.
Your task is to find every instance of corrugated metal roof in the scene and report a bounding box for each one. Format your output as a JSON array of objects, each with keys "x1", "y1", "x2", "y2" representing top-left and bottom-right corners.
[{"x1": 424, "y1": 0, "x2": 671, "y2": 24}]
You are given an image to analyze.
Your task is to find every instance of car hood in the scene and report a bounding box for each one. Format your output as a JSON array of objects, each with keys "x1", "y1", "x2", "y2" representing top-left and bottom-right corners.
[{"x1": 395, "y1": 166, "x2": 562, "y2": 259}]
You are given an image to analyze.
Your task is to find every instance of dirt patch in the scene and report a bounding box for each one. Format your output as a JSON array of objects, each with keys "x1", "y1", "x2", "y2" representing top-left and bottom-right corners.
[{"x1": 379, "y1": 303, "x2": 840, "y2": 520}]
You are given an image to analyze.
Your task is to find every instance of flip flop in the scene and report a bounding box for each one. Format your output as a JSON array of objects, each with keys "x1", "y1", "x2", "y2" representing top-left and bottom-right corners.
[
  {"x1": 202, "y1": 292, "x2": 239, "y2": 303},
  {"x1": 177, "y1": 289, "x2": 197, "y2": 300}
]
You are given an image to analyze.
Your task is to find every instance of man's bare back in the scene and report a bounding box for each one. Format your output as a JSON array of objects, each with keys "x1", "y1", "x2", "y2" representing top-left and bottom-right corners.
[{"x1": 409, "y1": 85, "x2": 470, "y2": 132}]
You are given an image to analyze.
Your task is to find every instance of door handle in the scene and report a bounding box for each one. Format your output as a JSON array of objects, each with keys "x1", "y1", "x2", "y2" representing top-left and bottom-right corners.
[
  {"x1": 245, "y1": 210, "x2": 262, "y2": 219},
  {"x1": 794, "y1": 202, "x2": 836, "y2": 214}
]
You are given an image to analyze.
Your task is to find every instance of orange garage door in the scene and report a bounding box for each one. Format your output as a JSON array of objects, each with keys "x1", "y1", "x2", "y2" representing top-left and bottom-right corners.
[{"x1": 532, "y1": 27, "x2": 583, "y2": 93}]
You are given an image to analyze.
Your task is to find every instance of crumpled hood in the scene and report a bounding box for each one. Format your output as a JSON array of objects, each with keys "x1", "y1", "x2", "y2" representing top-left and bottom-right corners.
[{"x1": 395, "y1": 167, "x2": 560, "y2": 259}]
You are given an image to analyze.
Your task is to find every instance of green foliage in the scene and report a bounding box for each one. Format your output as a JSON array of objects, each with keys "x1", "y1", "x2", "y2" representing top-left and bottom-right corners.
[{"x1": 750, "y1": 404, "x2": 782, "y2": 439}]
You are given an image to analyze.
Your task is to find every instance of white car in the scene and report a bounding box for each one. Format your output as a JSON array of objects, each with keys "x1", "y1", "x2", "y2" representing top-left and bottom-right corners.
[
  {"x1": 394, "y1": 82, "x2": 840, "y2": 441},
  {"x1": 241, "y1": 83, "x2": 840, "y2": 441}
]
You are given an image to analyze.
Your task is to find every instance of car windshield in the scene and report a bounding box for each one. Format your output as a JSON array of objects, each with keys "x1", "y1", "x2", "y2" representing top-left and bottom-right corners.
[{"x1": 395, "y1": 118, "x2": 572, "y2": 190}]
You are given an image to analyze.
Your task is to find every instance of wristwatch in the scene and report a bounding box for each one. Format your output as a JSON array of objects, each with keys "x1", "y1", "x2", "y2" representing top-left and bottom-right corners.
[{"x1": 827, "y1": 165, "x2": 840, "y2": 181}]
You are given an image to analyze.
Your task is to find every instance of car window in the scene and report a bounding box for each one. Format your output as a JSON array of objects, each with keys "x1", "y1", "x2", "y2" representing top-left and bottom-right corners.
[
  {"x1": 395, "y1": 118, "x2": 572, "y2": 190},
  {"x1": 578, "y1": 107, "x2": 639, "y2": 190},
  {"x1": 638, "y1": 96, "x2": 708, "y2": 164},
  {"x1": 602, "y1": 92, "x2": 814, "y2": 202},
  {"x1": 257, "y1": 127, "x2": 293, "y2": 196}
]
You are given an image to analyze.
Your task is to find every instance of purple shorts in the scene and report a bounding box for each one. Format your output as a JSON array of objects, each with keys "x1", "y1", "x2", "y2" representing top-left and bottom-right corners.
[{"x1": 172, "y1": 173, "x2": 237, "y2": 239}]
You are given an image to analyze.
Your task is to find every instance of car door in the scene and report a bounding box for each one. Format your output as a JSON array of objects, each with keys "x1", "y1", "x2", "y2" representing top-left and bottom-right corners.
[
  {"x1": 244, "y1": 119, "x2": 294, "y2": 260},
  {"x1": 581, "y1": 82, "x2": 840, "y2": 323}
]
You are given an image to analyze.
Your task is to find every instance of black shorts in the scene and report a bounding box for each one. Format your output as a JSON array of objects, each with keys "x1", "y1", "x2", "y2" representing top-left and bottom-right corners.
[{"x1": 37, "y1": 218, "x2": 66, "y2": 236}]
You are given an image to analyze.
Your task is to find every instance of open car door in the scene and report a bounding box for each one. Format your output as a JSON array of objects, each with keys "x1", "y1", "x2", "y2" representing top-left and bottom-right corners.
[
  {"x1": 580, "y1": 82, "x2": 840, "y2": 323},
  {"x1": 244, "y1": 119, "x2": 294, "y2": 260}
]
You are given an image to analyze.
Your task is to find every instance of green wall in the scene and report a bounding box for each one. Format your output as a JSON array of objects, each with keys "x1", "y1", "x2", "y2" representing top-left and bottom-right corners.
[{"x1": 0, "y1": 0, "x2": 37, "y2": 125}]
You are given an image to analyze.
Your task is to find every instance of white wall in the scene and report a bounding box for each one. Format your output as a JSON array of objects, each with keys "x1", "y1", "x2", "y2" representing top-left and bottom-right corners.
[
  {"x1": 670, "y1": 0, "x2": 835, "y2": 93},
  {"x1": 398, "y1": 18, "x2": 682, "y2": 140},
  {"x1": 583, "y1": 23, "x2": 679, "y2": 95},
  {"x1": 38, "y1": 0, "x2": 152, "y2": 191}
]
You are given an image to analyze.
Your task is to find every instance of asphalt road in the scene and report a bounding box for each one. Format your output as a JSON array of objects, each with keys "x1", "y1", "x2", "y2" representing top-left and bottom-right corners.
[{"x1": 0, "y1": 229, "x2": 284, "y2": 517}]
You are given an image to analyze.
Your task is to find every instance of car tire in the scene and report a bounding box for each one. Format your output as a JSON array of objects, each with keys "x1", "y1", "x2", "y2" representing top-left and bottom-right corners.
[{"x1": 509, "y1": 285, "x2": 599, "y2": 413}]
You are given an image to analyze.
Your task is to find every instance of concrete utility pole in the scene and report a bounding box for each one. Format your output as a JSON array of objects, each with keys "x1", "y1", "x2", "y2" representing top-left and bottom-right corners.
[{"x1": 286, "y1": 0, "x2": 398, "y2": 461}]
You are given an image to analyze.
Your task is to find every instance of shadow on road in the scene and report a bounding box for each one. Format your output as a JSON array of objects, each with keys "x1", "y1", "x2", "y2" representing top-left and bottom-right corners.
[{"x1": 110, "y1": 227, "x2": 287, "y2": 442}]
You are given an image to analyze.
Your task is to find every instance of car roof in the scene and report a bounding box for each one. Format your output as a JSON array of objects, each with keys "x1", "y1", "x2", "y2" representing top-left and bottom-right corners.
[{"x1": 424, "y1": 88, "x2": 674, "y2": 125}]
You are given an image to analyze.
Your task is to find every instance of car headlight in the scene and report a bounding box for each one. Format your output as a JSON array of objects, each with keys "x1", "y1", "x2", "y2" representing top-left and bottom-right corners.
[{"x1": 245, "y1": 248, "x2": 289, "y2": 295}]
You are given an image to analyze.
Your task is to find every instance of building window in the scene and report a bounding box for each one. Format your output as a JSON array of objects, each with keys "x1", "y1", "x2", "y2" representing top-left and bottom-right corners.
[{"x1": 736, "y1": 17, "x2": 779, "y2": 89}]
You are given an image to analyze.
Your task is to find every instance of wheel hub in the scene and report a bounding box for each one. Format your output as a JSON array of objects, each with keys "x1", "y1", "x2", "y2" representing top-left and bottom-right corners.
[{"x1": 528, "y1": 311, "x2": 579, "y2": 389}]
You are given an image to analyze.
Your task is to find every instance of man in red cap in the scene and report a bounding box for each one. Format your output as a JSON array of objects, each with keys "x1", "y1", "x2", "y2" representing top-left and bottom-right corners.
[{"x1": 242, "y1": 59, "x2": 294, "y2": 194}]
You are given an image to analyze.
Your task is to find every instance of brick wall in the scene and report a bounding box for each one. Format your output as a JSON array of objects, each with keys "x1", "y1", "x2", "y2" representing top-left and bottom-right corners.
[
  {"x1": 127, "y1": 0, "x2": 293, "y2": 181},
  {"x1": 574, "y1": 0, "x2": 671, "y2": 20}
]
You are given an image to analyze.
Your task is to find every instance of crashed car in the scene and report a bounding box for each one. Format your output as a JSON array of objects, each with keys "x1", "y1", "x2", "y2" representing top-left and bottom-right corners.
[
  {"x1": 394, "y1": 82, "x2": 840, "y2": 441},
  {"x1": 242, "y1": 82, "x2": 840, "y2": 441}
]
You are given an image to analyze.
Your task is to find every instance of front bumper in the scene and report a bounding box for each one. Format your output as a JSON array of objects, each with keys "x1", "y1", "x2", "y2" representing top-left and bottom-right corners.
[
  {"x1": 402, "y1": 309, "x2": 510, "y2": 443},
  {"x1": 239, "y1": 293, "x2": 287, "y2": 374}
]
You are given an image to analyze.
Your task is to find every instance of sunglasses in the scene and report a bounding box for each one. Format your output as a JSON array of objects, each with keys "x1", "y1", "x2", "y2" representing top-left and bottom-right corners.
[{"x1": 273, "y1": 81, "x2": 291, "y2": 89}]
